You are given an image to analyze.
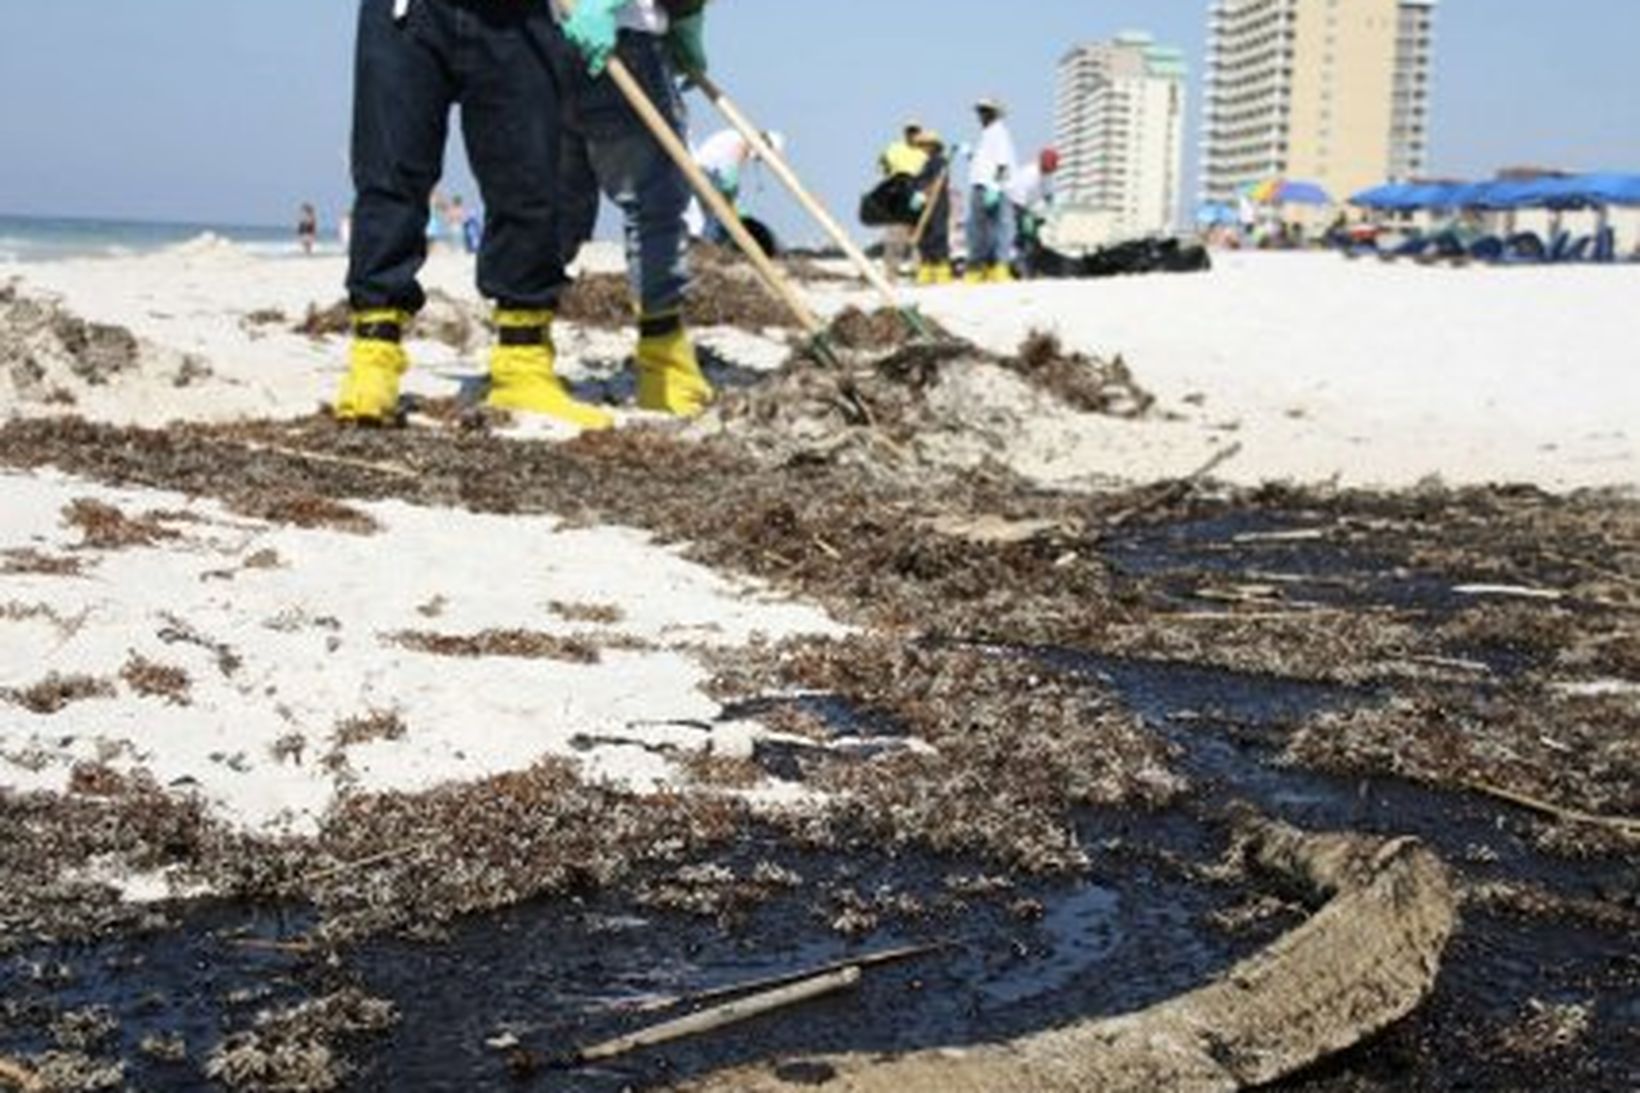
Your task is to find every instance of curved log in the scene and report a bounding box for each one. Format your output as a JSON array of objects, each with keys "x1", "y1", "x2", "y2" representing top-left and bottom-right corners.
[{"x1": 682, "y1": 818, "x2": 1456, "y2": 1092}]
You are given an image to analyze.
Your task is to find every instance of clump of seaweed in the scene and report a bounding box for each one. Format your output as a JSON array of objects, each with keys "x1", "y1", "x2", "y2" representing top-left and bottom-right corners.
[
  {"x1": 3, "y1": 673, "x2": 116, "y2": 715},
  {"x1": 331, "y1": 709, "x2": 408, "y2": 749},
  {"x1": 226, "y1": 490, "x2": 380, "y2": 535},
  {"x1": 120, "y1": 653, "x2": 192, "y2": 705},
  {"x1": 385, "y1": 629, "x2": 604, "y2": 665},
  {"x1": 205, "y1": 989, "x2": 397, "y2": 1092},
  {"x1": 1004, "y1": 331, "x2": 1155, "y2": 417},
  {"x1": 61, "y1": 498, "x2": 180, "y2": 550}
]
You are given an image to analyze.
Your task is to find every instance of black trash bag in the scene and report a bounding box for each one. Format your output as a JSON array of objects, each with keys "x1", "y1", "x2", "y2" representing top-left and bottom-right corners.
[
  {"x1": 1030, "y1": 245, "x2": 1086, "y2": 279},
  {"x1": 859, "y1": 176, "x2": 919, "y2": 228},
  {"x1": 1160, "y1": 242, "x2": 1211, "y2": 272},
  {"x1": 740, "y1": 215, "x2": 781, "y2": 259}
]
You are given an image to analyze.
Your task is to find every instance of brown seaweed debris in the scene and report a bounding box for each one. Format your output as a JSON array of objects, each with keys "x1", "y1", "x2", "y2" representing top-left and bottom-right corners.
[
  {"x1": 1285, "y1": 684, "x2": 1640, "y2": 822},
  {"x1": 548, "y1": 600, "x2": 624, "y2": 625},
  {"x1": 2, "y1": 673, "x2": 116, "y2": 715},
  {"x1": 61, "y1": 499, "x2": 181, "y2": 550},
  {"x1": 205, "y1": 989, "x2": 397, "y2": 1092},
  {"x1": 226, "y1": 489, "x2": 380, "y2": 536},
  {"x1": 826, "y1": 306, "x2": 950, "y2": 352},
  {"x1": 385, "y1": 628, "x2": 610, "y2": 664},
  {"x1": 120, "y1": 653, "x2": 192, "y2": 706},
  {"x1": 1005, "y1": 331, "x2": 1155, "y2": 417},
  {"x1": 710, "y1": 638, "x2": 1183, "y2": 872},
  {"x1": 300, "y1": 758, "x2": 746, "y2": 938},
  {"x1": 1, "y1": 548, "x2": 85, "y2": 577},
  {"x1": 559, "y1": 265, "x2": 797, "y2": 333},
  {"x1": 294, "y1": 290, "x2": 481, "y2": 353},
  {"x1": 0, "y1": 776, "x2": 221, "y2": 950},
  {"x1": 331, "y1": 709, "x2": 408, "y2": 749}
]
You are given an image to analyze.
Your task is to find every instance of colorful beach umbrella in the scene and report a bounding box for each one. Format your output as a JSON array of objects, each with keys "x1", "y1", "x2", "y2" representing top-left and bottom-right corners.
[{"x1": 1244, "y1": 179, "x2": 1333, "y2": 206}]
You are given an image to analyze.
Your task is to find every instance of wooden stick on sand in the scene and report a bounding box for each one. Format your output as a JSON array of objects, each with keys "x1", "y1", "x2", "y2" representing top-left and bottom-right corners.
[{"x1": 575, "y1": 966, "x2": 860, "y2": 1064}]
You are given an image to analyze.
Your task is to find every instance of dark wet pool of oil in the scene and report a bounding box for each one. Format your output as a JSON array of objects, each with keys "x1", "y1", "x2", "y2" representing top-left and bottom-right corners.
[{"x1": 4, "y1": 513, "x2": 1635, "y2": 1089}]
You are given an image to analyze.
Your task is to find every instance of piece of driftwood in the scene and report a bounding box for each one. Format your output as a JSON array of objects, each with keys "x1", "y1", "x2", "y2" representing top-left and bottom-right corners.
[
  {"x1": 680, "y1": 816, "x2": 1457, "y2": 1092},
  {"x1": 1107, "y1": 442, "x2": 1244, "y2": 528},
  {"x1": 637, "y1": 943, "x2": 943, "y2": 1014},
  {"x1": 575, "y1": 966, "x2": 861, "y2": 1063},
  {"x1": 1465, "y1": 780, "x2": 1640, "y2": 837},
  {"x1": 235, "y1": 439, "x2": 419, "y2": 481}
]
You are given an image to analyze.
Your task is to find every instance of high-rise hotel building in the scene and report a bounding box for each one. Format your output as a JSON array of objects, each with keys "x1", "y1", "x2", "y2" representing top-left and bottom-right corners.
[
  {"x1": 1053, "y1": 32, "x2": 1189, "y2": 240},
  {"x1": 1201, "y1": 0, "x2": 1437, "y2": 206}
]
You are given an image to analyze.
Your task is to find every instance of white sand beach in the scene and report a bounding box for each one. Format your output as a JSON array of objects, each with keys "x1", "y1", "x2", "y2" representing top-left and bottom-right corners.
[
  {"x1": 2, "y1": 239, "x2": 1635, "y2": 846},
  {"x1": 5, "y1": 242, "x2": 1636, "y2": 491}
]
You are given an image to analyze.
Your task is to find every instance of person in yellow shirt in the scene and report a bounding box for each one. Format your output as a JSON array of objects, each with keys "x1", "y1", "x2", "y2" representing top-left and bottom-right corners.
[{"x1": 876, "y1": 121, "x2": 928, "y2": 282}]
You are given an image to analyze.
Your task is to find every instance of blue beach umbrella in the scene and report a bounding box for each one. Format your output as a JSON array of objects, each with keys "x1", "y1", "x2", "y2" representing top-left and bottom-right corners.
[
  {"x1": 1350, "y1": 183, "x2": 1414, "y2": 210},
  {"x1": 1562, "y1": 172, "x2": 1640, "y2": 207}
]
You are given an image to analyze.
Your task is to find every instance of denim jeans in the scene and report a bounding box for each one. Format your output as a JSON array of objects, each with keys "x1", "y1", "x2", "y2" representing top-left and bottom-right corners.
[
  {"x1": 347, "y1": 0, "x2": 567, "y2": 313},
  {"x1": 965, "y1": 186, "x2": 1014, "y2": 268},
  {"x1": 553, "y1": 31, "x2": 690, "y2": 318}
]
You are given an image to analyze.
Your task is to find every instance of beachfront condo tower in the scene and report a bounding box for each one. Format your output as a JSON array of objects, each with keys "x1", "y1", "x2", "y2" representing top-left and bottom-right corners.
[
  {"x1": 1053, "y1": 32, "x2": 1189, "y2": 243},
  {"x1": 1201, "y1": 0, "x2": 1438, "y2": 210}
]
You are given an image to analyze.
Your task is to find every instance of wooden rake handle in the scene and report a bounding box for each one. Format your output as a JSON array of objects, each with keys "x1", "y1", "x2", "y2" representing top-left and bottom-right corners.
[
  {"x1": 692, "y1": 71, "x2": 905, "y2": 313},
  {"x1": 603, "y1": 57, "x2": 826, "y2": 339}
]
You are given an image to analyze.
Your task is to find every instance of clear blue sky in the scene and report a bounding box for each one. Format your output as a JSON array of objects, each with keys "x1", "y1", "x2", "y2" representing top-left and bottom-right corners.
[{"x1": 1, "y1": 1, "x2": 1635, "y2": 241}]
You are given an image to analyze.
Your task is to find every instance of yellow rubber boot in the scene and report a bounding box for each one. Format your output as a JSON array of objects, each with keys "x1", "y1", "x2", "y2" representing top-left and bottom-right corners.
[
  {"x1": 962, "y1": 266, "x2": 986, "y2": 285},
  {"x1": 986, "y1": 263, "x2": 1015, "y2": 284},
  {"x1": 636, "y1": 314, "x2": 714, "y2": 418},
  {"x1": 933, "y1": 263, "x2": 955, "y2": 284},
  {"x1": 486, "y1": 309, "x2": 613, "y2": 430},
  {"x1": 333, "y1": 309, "x2": 410, "y2": 423},
  {"x1": 915, "y1": 263, "x2": 935, "y2": 286}
]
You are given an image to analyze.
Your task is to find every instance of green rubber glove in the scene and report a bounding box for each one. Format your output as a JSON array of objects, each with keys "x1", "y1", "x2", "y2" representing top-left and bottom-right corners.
[
  {"x1": 564, "y1": 0, "x2": 623, "y2": 76},
  {"x1": 983, "y1": 185, "x2": 1004, "y2": 212},
  {"x1": 713, "y1": 164, "x2": 740, "y2": 201},
  {"x1": 668, "y1": 12, "x2": 708, "y2": 80},
  {"x1": 910, "y1": 191, "x2": 928, "y2": 213}
]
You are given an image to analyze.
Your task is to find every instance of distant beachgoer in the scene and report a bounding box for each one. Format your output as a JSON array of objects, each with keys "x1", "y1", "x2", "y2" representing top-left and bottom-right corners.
[
  {"x1": 692, "y1": 127, "x2": 783, "y2": 245},
  {"x1": 1007, "y1": 147, "x2": 1060, "y2": 278},
  {"x1": 908, "y1": 130, "x2": 953, "y2": 284},
  {"x1": 964, "y1": 97, "x2": 1016, "y2": 283},
  {"x1": 553, "y1": 0, "x2": 717, "y2": 418},
  {"x1": 877, "y1": 121, "x2": 928, "y2": 283},
  {"x1": 297, "y1": 204, "x2": 319, "y2": 255}
]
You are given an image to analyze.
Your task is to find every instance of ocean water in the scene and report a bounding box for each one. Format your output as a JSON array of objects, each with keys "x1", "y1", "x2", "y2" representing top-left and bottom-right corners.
[{"x1": 0, "y1": 213, "x2": 341, "y2": 263}]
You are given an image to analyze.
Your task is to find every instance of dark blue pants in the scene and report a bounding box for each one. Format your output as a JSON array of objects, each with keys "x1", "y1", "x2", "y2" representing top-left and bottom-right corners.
[
  {"x1": 554, "y1": 31, "x2": 691, "y2": 317},
  {"x1": 347, "y1": 0, "x2": 566, "y2": 313}
]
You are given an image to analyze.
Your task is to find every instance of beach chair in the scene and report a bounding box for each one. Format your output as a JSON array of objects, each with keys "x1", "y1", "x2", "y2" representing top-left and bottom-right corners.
[
  {"x1": 1558, "y1": 235, "x2": 1593, "y2": 263},
  {"x1": 1545, "y1": 231, "x2": 1572, "y2": 263},
  {"x1": 1505, "y1": 232, "x2": 1546, "y2": 262},
  {"x1": 1468, "y1": 237, "x2": 1505, "y2": 263},
  {"x1": 1592, "y1": 226, "x2": 1616, "y2": 263},
  {"x1": 1377, "y1": 235, "x2": 1430, "y2": 262}
]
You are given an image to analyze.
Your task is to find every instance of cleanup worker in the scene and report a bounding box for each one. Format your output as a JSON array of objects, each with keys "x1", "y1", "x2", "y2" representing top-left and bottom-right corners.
[
  {"x1": 878, "y1": 121, "x2": 929, "y2": 282},
  {"x1": 1008, "y1": 147, "x2": 1060, "y2": 279},
  {"x1": 909, "y1": 130, "x2": 953, "y2": 284},
  {"x1": 964, "y1": 96, "x2": 1017, "y2": 284},
  {"x1": 336, "y1": 0, "x2": 611, "y2": 430},
  {"x1": 692, "y1": 127, "x2": 784, "y2": 245},
  {"x1": 553, "y1": 0, "x2": 714, "y2": 418}
]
